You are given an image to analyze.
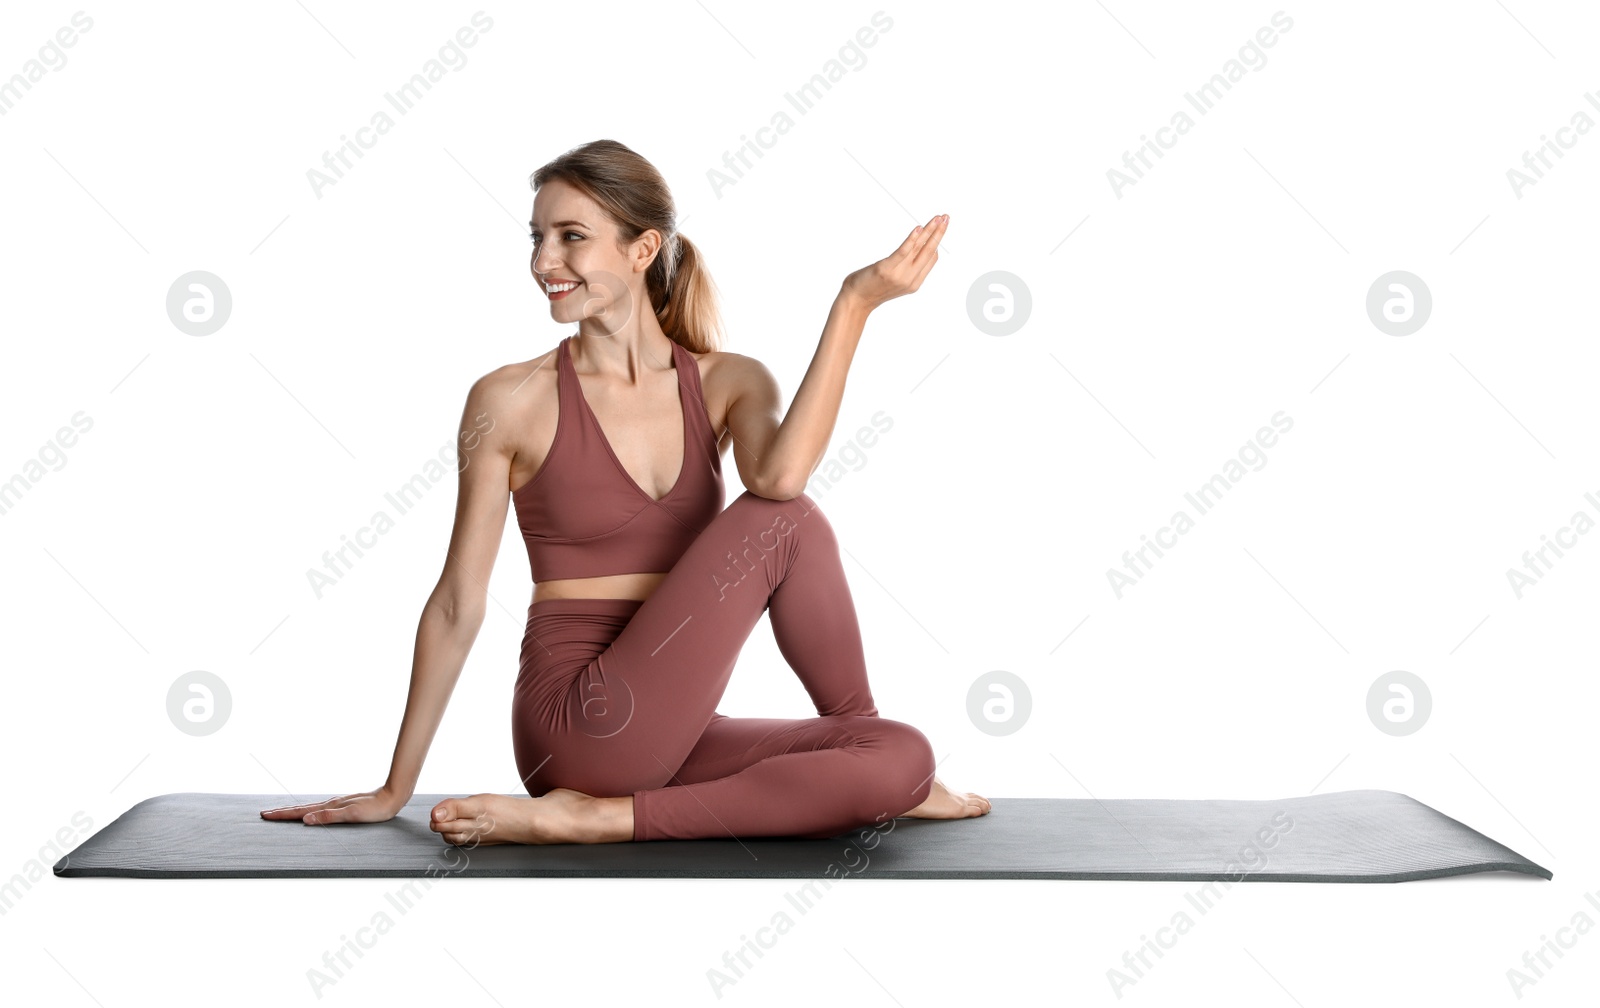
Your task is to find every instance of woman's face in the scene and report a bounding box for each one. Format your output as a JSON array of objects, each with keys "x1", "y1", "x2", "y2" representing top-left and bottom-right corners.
[{"x1": 530, "y1": 178, "x2": 658, "y2": 333}]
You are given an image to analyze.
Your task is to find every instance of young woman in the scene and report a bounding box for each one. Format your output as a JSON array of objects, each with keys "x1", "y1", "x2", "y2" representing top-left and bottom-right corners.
[{"x1": 262, "y1": 139, "x2": 989, "y2": 844}]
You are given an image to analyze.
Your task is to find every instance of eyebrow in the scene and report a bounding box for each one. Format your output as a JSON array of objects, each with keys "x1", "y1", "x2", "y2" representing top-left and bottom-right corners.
[{"x1": 528, "y1": 219, "x2": 590, "y2": 230}]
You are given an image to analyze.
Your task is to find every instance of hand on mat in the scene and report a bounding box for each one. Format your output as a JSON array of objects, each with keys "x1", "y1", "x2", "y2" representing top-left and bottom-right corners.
[
  {"x1": 841, "y1": 213, "x2": 948, "y2": 312},
  {"x1": 259, "y1": 787, "x2": 408, "y2": 825}
]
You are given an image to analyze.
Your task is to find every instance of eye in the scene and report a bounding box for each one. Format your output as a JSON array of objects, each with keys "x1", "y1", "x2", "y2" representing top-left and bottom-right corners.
[{"x1": 528, "y1": 231, "x2": 585, "y2": 245}]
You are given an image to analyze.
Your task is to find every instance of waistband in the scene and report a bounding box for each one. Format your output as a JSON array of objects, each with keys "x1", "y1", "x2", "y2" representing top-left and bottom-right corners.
[{"x1": 529, "y1": 596, "x2": 647, "y2": 614}]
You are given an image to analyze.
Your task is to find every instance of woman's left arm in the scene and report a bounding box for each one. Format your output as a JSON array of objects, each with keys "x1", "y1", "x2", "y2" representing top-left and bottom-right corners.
[{"x1": 727, "y1": 214, "x2": 948, "y2": 500}]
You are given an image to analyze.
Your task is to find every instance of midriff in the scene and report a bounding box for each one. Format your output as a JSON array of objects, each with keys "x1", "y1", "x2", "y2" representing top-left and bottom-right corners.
[{"x1": 532, "y1": 571, "x2": 668, "y2": 603}]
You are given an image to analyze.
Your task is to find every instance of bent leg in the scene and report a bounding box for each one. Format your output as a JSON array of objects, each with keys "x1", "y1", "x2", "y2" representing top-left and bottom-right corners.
[
  {"x1": 515, "y1": 490, "x2": 880, "y2": 801},
  {"x1": 633, "y1": 713, "x2": 937, "y2": 841}
]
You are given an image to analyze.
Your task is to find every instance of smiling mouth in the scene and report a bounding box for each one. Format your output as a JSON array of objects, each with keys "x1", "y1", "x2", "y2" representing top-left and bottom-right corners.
[{"x1": 546, "y1": 282, "x2": 580, "y2": 301}]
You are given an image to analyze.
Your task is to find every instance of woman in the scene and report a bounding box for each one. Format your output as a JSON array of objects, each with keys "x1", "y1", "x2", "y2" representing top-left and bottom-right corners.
[{"x1": 262, "y1": 139, "x2": 989, "y2": 844}]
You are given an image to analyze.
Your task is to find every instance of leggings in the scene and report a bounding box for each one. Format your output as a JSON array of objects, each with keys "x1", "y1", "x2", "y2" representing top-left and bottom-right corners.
[{"x1": 512, "y1": 489, "x2": 936, "y2": 841}]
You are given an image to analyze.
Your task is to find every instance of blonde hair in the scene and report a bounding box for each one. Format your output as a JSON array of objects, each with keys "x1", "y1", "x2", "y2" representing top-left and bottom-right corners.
[{"x1": 530, "y1": 139, "x2": 725, "y2": 353}]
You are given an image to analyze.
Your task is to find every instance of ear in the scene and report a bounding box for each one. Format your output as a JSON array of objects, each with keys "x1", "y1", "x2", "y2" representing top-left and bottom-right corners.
[{"x1": 633, "y1": 228, "x2": 665, "y2": 275}]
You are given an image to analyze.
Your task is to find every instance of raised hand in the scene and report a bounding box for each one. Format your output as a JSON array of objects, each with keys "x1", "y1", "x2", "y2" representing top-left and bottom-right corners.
[{"x1": 841, "y1": 214, "x2": 948, "y2": 311}]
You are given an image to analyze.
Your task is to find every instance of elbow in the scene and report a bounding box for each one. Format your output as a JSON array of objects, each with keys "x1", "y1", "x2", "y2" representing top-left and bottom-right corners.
[
  {"x1": 435, "y1": 593, "x2": 487, "y2": 630},
  {"x1": 754, "y1": 469, "x2": 805, "y2": 501}
]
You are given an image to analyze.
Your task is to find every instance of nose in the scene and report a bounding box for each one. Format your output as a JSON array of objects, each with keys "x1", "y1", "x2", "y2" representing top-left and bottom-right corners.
[{"x1": 531, "y1": 241, "x2": 561, "y2": 277}]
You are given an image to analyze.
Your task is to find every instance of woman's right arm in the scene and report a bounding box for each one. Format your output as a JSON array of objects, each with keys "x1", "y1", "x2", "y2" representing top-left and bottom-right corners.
[{"x1": 261, "y1": 372, "x2": 520, "y2": 825}]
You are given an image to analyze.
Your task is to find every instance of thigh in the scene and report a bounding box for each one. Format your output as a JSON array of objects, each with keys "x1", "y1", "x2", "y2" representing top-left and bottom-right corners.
[
  {"x1": 524, "y1": 490, "x2": 819, "y2": 792},
  {"x1": 664, "y1": 713, "x2": 870, "y2": 787}
]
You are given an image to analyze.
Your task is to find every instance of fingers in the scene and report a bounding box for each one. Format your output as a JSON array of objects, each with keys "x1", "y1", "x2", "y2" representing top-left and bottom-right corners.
[
  {"x1": 910, "y1": 215, "x2": 947, "y2": 264},
  {"x1": 260, "y1": 796, "x2": 343, "y2": 819},
  {"x1": 897, "y1": 214, "x2": 947, "y2": 256},
  {"x1": 306, "y1": 798, "x2": 390, "y2": 825},
  {"x1": 900, "y1": 227, "x2": 945, "y2": 293},
  {"x1": 913, "y1": 214, "x2": 947, "y2": 247},
  {"x1": 887, "y1": 215, "x2": 945, "y2": 299},
  {"x1": 895, "y1": 217, "x2": 934, "y2": 253},
  {"x1": 260, "y1": 793, "x2": 363, "y2": 821}
]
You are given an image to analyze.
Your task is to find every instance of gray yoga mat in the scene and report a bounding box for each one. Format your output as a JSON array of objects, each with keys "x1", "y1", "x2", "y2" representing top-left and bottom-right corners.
[{"x1": 52, "y1": 788, "x2": 1551, "y2": 882}]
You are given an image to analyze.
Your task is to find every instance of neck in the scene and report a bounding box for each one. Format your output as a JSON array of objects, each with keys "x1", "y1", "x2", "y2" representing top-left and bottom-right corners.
[{"x1": 570, "y1": 324, "x2": 675, "y2": 383}]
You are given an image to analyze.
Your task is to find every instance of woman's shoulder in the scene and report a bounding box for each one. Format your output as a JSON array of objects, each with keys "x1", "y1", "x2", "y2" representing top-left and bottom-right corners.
[
  {"x1": 489, "y1": 343, "x2": 564, "y2": 388},
  {"x1": 463, "y1": 344, "x2": 564, "y2": 415},
  {"x1": 699, "y1": 348, "x2": 778, "y2": 400}
]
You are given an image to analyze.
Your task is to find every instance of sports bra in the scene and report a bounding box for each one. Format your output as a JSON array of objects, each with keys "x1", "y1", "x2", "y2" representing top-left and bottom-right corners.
[{"x1": 512, "y1": 334, "x2": 724, "y2": 582}]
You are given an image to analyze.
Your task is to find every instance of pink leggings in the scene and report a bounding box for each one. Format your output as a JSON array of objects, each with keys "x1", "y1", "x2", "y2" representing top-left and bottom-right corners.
[{"x1": 512, "y1": 489, "x2": 936, "y2": 841}]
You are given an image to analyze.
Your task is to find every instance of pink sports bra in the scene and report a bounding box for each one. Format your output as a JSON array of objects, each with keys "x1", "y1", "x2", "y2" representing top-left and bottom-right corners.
[{"x1": 512, "y1": 334, "x2": 724, "y2": 582}]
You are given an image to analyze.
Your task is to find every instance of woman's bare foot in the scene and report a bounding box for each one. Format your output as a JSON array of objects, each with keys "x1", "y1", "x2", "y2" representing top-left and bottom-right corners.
[
  {"x1": 901, "y1": 776, "x2": 992, "y2": 820},
  {"x1": 429, "y1": 788, "x2": 633, "y2": 845}
]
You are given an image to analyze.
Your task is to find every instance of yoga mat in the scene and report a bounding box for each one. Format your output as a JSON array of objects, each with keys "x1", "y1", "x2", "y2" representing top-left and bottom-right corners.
[{"x1": 52, "y1": 788, "x2": 1551, "y2": 882}]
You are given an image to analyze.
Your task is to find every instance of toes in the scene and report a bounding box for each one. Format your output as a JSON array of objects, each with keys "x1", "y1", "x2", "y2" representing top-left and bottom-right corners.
[
  {"x1": 434, "y1": 816, "x2": 493, "y2": 844},
  {"x1": 430, "y1": 797, "x2": 487, "y2": 834},
  {"x1": 439, "y1": 826, "x2": 497, "y2": 846},
  {"x1": 433, "y1": 797, "x2": 510, "y2": 846},
  {"x1": 431, "y1": 795, "x2": 508, "y2": 844}
]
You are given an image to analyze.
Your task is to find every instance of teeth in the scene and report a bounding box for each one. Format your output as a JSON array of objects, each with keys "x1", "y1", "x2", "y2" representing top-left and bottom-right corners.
[{"x1": 547, "y1": 282, "x2": 576, "y2": 293}]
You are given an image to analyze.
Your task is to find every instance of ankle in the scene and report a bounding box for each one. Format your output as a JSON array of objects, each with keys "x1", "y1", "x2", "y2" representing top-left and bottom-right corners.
[{"x1": 583, "y1": 795, "x2": 634, "y2": 843}]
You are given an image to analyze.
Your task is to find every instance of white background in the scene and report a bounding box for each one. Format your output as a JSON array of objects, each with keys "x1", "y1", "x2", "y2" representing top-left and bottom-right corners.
[{"x1": 2, "y1": 1, "x2": 1595, "y2": 1005}]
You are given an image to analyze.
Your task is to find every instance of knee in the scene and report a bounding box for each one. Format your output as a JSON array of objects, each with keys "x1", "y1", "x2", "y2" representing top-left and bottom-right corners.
[
  {"x1": 860, "y1": 717, "x2": 936, "y2": 817},
  {"x1": 725, "y1": 490, "x2": 836, "y2": 561},
  {"x1": 730, "y1": 488, "x2": 829, "y2": 529},
  {"x1": 730, "y1": 487, "x2": 788, "y2": 510}
]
